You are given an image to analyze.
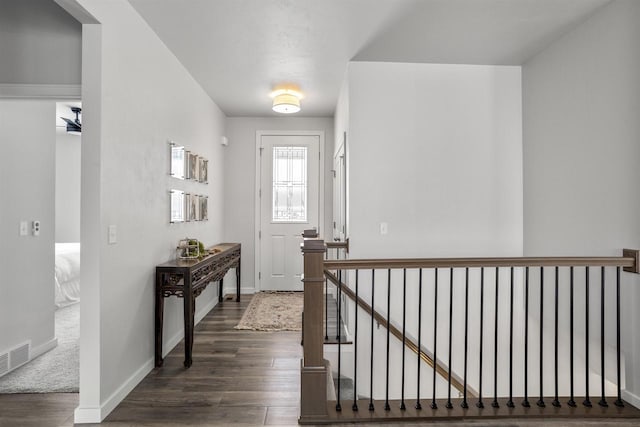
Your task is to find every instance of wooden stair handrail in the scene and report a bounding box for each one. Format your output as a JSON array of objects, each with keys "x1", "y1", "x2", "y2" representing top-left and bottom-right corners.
[
  {"x1": 324, "y1": 251, "x2": 638, "y2": 271},
  {"x1": 326, "y1": 238, "x2": 349, "y2": 254},
  {"x1": 324, "y1": 270, "x2": 477, "y2": 398}
]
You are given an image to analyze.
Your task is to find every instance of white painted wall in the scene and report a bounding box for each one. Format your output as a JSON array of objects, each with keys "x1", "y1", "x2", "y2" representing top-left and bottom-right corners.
[
  {"x1": 223, "y1": 117, "x2": 334, "y2": 292},
  {"x1": 333, "y1": 61, "x2": 524, "y2": 401},
  {"x1": 0, "y1": 0, "x2": 81, "y2": 85},
  {"x1": 347, "y1": 62, "x2": 523, "y2": 259},
  {"x1": 55, "y1": 129, "x2": 81, "y2": 242},
  {"x1": 0, "y1": 100, "x2": 56, "y2": 364},
  {"x1": 522, "y1": 0, "x2": 640, "y2": 405},
  {"x1": 75, "y1": 0, "x2": 227, "y2": 421}
]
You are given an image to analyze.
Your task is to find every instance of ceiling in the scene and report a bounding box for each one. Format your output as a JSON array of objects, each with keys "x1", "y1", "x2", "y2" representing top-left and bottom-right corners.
[{"x1": 128, "y1": 0, "x2": 611, "y2": 118}]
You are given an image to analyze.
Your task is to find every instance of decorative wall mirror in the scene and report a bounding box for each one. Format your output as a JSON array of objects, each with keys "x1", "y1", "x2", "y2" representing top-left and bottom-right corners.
[
  {"x1": 169, "y1": 142, "x2": 185, "y2": 179},
  {"x1": 199, "y1": 196, "x2": 208, "y2": 220},
  {"x1": 199, "y1": 158, "x2": 208, "y2": 183},
  {"x1": 170, "y1": 189, "x2": 185, "y2": 223},
  {"x1": 186, "y1": 152, "x2": 195, "y2": 180},
  {"x1": 186, "y1": 193, "x2": 198, "y2": 222}
]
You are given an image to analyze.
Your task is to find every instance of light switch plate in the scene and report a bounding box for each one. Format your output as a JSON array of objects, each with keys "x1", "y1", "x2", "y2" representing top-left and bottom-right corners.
[
  {"x1": 380, "y1": 222, "x2": 388, "y2": 235},
  {"x1": 108, "y1": 225, "x2": 117, "y2": 244},
  {"x1": 19, "y1": 221, "x2": 28, "y2": 236}
]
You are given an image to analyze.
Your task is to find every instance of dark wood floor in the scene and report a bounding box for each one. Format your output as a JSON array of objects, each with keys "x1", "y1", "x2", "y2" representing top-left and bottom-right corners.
[
  {"x1": 0, "y1": 393, "x2": 77, "y2": 427},
  {"x1": 102, "y1": 296, "x2": 302, "y2": 426},
  {"x1": 2, "y1": 295, "x2": 640, "y2": 426}
]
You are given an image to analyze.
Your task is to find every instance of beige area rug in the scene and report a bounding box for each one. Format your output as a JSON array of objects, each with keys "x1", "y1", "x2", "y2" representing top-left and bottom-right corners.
[{"x1": 235, "y1": 291, "x2": 303, "y2": 331}]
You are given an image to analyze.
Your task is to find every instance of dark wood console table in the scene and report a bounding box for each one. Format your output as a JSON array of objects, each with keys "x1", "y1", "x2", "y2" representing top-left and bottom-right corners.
[{"x1": 155, "y1": 242, "x2": 241, "y2": 368}]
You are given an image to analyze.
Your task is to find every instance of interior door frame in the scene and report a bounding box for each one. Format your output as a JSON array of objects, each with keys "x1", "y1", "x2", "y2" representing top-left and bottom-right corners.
[
  {"x1": 333, "y1": 131, "x2": 347, "y2": 241},
  {"x1": 254, "y1": 130, "x2": 325, "y2": 291}
]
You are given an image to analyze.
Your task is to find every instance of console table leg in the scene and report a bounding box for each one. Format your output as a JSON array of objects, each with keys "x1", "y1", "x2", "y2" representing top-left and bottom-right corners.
[
  {"x1": 183, "y1": 276, "x2": 194, "y2": 368},
  {"x1": 236, "y1": 259, "x2": 241, "y2": 302},
  {"x1": 219, "y1": 278, "x2": 224, "y2": 302},
  {"x1": 155, "y1": 271, "x2": 165, "y2": 367}
]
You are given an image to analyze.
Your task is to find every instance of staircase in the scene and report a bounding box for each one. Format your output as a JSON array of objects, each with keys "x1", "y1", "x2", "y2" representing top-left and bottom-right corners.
[{"x1": 299, "y1": 238, "x2": 640, "y2": 424}]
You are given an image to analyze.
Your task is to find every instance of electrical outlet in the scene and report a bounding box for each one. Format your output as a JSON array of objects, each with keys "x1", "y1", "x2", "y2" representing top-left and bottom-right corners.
[{"x1": 32, "y1": 220, "x2": 40, "y2": 236}]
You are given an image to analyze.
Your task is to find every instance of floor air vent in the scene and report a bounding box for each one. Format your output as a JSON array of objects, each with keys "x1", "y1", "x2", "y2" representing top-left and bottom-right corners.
[
  {"x1": 0, "y1": 352, "x2": 8, "y2": 377},
  {"x1": 9, "y1": 343, "x2": 29, "y2": 370}
]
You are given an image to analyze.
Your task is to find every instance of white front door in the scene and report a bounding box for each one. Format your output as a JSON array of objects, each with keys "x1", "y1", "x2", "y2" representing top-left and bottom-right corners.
[{"x1": 258, "y1": 133, "x2": 321, "y2": 291}]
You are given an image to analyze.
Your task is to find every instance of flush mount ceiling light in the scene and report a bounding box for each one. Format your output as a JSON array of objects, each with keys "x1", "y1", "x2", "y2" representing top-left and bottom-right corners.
[
  {"x1": 270, "y1": 87, "x2": 303, "y2": 114},
  {"x1": 61, "y1": 107, "x2": 82, "y2": 135}
]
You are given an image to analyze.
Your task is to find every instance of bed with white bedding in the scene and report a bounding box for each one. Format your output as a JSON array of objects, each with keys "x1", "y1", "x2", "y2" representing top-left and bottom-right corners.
[{"x1": 55, "y1": 243, "x2": 80, "y2": 308}]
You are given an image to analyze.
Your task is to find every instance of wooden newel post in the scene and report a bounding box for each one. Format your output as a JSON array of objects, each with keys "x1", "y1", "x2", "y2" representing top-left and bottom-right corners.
[{"x1": 299, "y1": 238, "x2": 328, "y2": 422}]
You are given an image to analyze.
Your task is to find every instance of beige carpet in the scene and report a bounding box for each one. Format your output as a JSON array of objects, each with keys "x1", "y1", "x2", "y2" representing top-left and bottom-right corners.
[
  {"x1": 235, "y1": 291, "x2": 303, "y2": 331},
  {"x1": 0, "y1": 303, "x2": 78, "y2": 393}
]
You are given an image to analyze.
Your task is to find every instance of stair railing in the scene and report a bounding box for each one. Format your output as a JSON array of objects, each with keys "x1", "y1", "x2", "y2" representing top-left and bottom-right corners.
[
  {"x1": 325, "y1": 239, "x2": 349, "y2": 343},
  {"x1": 299, "y1": 239, "x2": 639, "y2": 424},
  {"x1": 324, "y1": 269, "x2": 473, "y2": 397}
]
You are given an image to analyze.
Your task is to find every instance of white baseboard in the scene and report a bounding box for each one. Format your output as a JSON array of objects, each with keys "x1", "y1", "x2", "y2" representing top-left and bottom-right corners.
[
  {"x1": 622, "y1": 389, "x2": 640, "y2": 409},
  {"x1": 162, "y1": 329, "x2": 184, "y2": 359},
  {"x1": 74, "y1": 358, "x2": 154, "y2": 424},
  {"x1": 100, "y1": 358, "x2": 154, "y2": 421},
  {"x1": 73, "y1": 406, "x2": 101, "y2": 424},
  {"x1": 196, "y1": 296, "x2": 218, "y2": 322},
  {"x1": 30, "y1": 337, "x2": 58, "y2": 361},
  {"x1": 75, "y1": 296, "x2": 222, "y2": 423},
  {"x1": 163, "y1": 297, "x2": 219, "y2": 358},
  {"x1": 226, "y1": 286, "x2": 256, "y2": 295}
]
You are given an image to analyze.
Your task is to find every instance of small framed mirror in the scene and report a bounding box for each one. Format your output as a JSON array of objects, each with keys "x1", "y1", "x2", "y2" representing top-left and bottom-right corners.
[
  {"x1": 199, "y1": 196, "x2": 208, "y2": 221},
  {"x1": 199, "y1": 158, "x2": 208, "y2": 184},
  {"x1": 187, "y1": 152, "x2": 198, "y2": 181},
  {"x1": 170, "y1": 190, "x2": 185, "y2": 223},
  {"x1": 169, "y1": 142, "x2": 185, "y2": 179},
  {"x1": 186, "y1": 193, "x2": 199, "y2": 222}
]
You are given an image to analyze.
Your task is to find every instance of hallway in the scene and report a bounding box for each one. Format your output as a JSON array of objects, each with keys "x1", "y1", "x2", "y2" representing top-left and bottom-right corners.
[{"x1": 3, "y1": 295, "x2": 640, "y2": 426}]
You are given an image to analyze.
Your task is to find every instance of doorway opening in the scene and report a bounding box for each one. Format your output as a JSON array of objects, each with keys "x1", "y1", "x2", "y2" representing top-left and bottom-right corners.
[
  {"x1": 0, "y1": 101, "x2": 81, "y2": 395},
  {"x1": 52, "y1": 101, "x2": 81, "y2": 393}
]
